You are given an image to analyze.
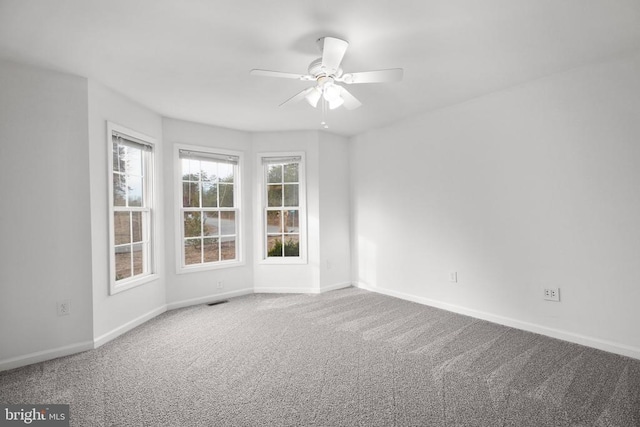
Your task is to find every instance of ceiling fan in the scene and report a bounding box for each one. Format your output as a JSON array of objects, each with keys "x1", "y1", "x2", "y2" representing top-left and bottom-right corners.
[{"x1": 250, "y1": 37, "x2": 403, "y2": 115}]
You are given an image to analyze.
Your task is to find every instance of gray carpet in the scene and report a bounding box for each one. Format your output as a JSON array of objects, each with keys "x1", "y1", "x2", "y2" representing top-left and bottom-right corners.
[{"x1": 1, "y1": 287, "x2": 639, "y2": 426}]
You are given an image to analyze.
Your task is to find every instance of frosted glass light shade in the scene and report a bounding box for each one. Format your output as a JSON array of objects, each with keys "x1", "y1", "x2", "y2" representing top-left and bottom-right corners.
[
  {"x1": 305, "y1": 87, "x2": 322, "y2": 108},
  {"x1": 322, "y1": 83, "x2": 341, "y2": 102}
]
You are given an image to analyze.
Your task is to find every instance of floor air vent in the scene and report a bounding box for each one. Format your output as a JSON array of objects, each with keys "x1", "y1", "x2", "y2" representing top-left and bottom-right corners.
[{"x1": 206, "y1": 300, "x2": 228, "y2": 306}]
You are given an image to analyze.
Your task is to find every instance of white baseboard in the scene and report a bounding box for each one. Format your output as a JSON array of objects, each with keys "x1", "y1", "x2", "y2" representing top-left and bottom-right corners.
[
  {"x1": 166, "y1": 288, "x2": 254, "y2": 310},
  {"x1": 319, "y1": 282, "x2": 352, "y2": 293},
  {"x1": 354, "y1": 282, "x2": 640, "y2": 361},
  {"x1": 93, "y1": 305, "x2": 167, "y2": 348},
  {"x1": 255, "y1": 282, "x2": 351, "y2": 294},
  {"x1": 254, "y1": 286, "x2": 319, "y2": 294},
  {"x1": 0, "y1": 340, "x2": 94, "y2": 372}
]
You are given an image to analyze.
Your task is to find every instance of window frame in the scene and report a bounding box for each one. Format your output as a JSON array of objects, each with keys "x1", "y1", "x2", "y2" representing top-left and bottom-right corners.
[
  {"x1": 107, "y1": 122, "x2": 158, "y2": 295},
  {"x1": 258, "y1": 151, "x2": 307, "y2": 264},
  {"x1": 174, "y1": 143, "x2": 244, "y2": 274}
]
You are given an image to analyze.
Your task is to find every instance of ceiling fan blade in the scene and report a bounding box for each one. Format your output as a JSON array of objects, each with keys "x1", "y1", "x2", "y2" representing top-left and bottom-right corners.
[
  {"x1": 321, "y1": 37, "x2": 349, "y2": 74},
  {"x1": 250, "y1": 69, "x2": 313, "y2": 81},
  {"x1": 339, "y1": 86, "x2": 362, "y2": 110},
  {"x1": 279, "y1": 87, "x2": 314, "y2": 107},
  {"x1": 339, "y1": 68, "x2": 404, "y2": 84}
]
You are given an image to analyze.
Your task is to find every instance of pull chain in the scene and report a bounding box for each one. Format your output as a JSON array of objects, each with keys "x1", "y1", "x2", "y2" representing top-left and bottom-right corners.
[{"x1": 320, "y1": 97, "x2": 329, "y2": 129}]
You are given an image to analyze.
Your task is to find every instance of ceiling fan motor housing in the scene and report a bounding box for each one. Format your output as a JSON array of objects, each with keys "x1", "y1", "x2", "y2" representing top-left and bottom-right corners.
[
  {"x1": 308, "y1": 57, "x2": 343, "y2": 78},
  {"x1": 316, "y1": 75, "x2": 334, "y2": 88}
]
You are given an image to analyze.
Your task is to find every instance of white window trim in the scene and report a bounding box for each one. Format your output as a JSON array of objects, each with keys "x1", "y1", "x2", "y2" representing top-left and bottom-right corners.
[
  {"x1": 107, "y1": 122, "x2": 159, "y2": 295},
  {"x1": 257, "y1": 151, "x2": 307, "y2": 265},
  {"x1": 174, "y1": 143, "x2": 244, "y2": 274}
]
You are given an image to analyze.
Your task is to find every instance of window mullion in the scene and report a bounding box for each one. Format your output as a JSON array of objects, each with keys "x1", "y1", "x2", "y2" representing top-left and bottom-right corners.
[
  {"x1": 115, "y1": 206, "x2": 148, "y2": 212},
  {"x1": 143, "y1": 209, "x2": 149, "y2": 274},
  {"x1": 200, "y1": 212, "x2": 205, "y2": 264},
  {"x1": 129, "y1": 211, "x2": 134, "y2": 276},
  {"x1": 144, "y1": 150, "x2": 150, "y2": 276},
  {"x1": 216, "y1": 179, "x2": 221, "y2": 209}
]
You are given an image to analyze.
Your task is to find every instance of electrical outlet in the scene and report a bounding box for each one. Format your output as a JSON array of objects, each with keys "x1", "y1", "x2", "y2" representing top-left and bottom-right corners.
[
  {"x1": 449, "y1": 272, "x2": 458, "y2": 283},
  {"x1": 57, "y1": 299, "x2": 71, "y2": 316},
  {"x1": 216, "y1": 281, "x2": 224, "y2": 289},
  {"x1": 543, "y1": 288, "x2": 560, "y2": 302}
]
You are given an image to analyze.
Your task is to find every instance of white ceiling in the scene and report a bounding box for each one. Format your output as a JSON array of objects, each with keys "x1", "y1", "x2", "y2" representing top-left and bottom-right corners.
[{"x1": 1, "y1": 0, "x2": 640, "y2": 136}]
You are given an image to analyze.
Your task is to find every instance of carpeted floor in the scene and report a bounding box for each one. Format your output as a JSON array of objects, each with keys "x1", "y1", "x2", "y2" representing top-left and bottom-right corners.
[{"x1": 1, "y1": 287, "x2": 639, "y2": 426}]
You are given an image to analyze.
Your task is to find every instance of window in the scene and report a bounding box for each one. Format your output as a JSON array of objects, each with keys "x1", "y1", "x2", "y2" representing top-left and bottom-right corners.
[
  {"x1": 177, "y1": 146, "x2": 241, "y2": 271},
  {"x1": 108, "y1": 123, "x2": 156, "y2": 294},
  {"x1": 261, "y1": 153, "x2": 306, "y2": 263}
]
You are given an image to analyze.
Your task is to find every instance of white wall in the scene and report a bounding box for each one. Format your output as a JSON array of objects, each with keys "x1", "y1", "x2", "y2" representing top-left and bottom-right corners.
[
  {"x1": 88, "y1": 81, "x2": 166, "y2": 344},
  {"x1": 318, "y1": 132, "x2": 351, "y2": 290},
  {"x1": 0, "y1": 60, "x2": 93, "y2": 367},
  {"x1": 162, "y1": 118, "x2": 254, "y2": 307},
  {"x1": 350, "y1": 51, "x2": 640, "y2": 358}
]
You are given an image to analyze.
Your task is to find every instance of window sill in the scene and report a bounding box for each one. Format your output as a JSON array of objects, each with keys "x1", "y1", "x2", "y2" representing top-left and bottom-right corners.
[
  {"x1": 259, "y1": 257, "x2": 308, "y2": 265},
  {"x1": 176, "y1": 260, "x2": 245, "y2": 275},
  {"x1": 110, "y1": 273, "x2": 159, "y2": 295}
]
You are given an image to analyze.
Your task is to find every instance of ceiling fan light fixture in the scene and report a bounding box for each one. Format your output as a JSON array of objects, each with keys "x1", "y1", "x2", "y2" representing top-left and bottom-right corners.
[
  {"x1": 305, "y1": 87, "x2": 322, "y2": 108},
  {"x1": 322, "y1": 83, "x2": 341, "y2": 102}
]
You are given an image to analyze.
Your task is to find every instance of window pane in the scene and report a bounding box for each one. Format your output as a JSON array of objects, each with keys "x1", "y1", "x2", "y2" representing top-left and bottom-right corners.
[
  {"x1": 184, "y1": 239, "x2": 201, "y2": 265},
  {"x1": 266, "y1": 210, "x2": 281, "y2": 234},
  {"x1": 201, "y1": 161, "x2": 217, "y2": 182},
  {"x1": 283, "y1": 210, "x2": 299, "y2": 233},
  {"x1": 114, "y1": 212, "x2": 131, "y2": 245},
  {"x1": 283, "y1": 235, "x2": 300, "y2": 257},
  {"x1": 267, "y1": 164, "x2": 282, "y2": 183},
  {"x1": 181, "y1": 159, "x2": 191, "y2": 180},
  {"x1": 132, "y1": 243, "x2": 144, "y2": 275},
  {"x1": 202, "y1": 182, "x2": 217, "y2": 207},
  {"x1": 284, "y1": 184, "x2": 298, "y2": 207},
  {"x1": 220, "y1": 211, "x2": 235, "y2": 235},
  {"x1": 184, "y1": 212, "x2": 202, "y2": 238},
  {"x1": 219, "y1": 163, "x2": 234, "y2": 183},
  {"x1": 203, "y1": 211, "x2": 219, "y2": 236},
  {"x1": 127, "y1": 147, "x2": 143, "y2": 177},
  {"x1": 267, "y1": 185, "x2": 282, "y2": 207},
  {"x1": 128, "y1": 175, "x2": 143, "y2": 207},
  {"x1": 219, "y1": 183, "x2": 234, "y2": 207},
  {"x1": 115, "y1": 246, "x2": 132, "y2": 280},
  {"x1": 203, "y1": 237, "x2": 219, "y2": 263},
  {"x1": 183, "y1": 182, "x2": 200, "y2": 208},
  {"x1": 117, "y1": 144, "x2": 129, "y2": 174},
  {"x1": 183, "y1": 159, "x2": 200, "y2": 181},
  {"x1": 221, "y1": 237, "x2": 236, "y2": 260},
  {"x1": 113, "y1": 174, "x2": 126, "y2": 206},
  {"x1": 283, "y1": 163, "x2": 298, "y2": 182},
  {"x1": 131, "y1": 211, "x2": 143, "y2": 243},
  {"x1": 267, "y1": 236, "x2": 283, "y2": 257}
]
